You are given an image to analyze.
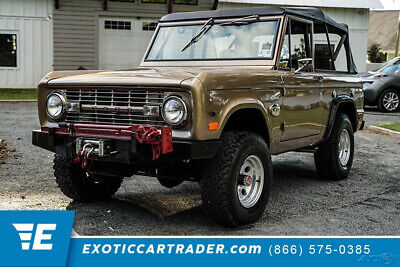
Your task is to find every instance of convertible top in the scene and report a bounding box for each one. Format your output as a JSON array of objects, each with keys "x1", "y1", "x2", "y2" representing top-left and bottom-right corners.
[
  {"x1": 160, "y1": 7, "x2": 348, "y2": 33},
  {"x1": 159, "y1": 7, "x2": 357, "y2": 73}
]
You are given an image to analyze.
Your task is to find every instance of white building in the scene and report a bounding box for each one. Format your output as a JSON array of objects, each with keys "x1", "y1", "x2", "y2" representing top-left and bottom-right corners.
[
  {"x1": 218, "y1": 0, "x2": 383, "y2": 72},
  {"x1": 0, "y1": 0, "x2": 383, "y2": 88},
  {"x1": 0, "y1": 0, "x2": 53, "y2": 88}
]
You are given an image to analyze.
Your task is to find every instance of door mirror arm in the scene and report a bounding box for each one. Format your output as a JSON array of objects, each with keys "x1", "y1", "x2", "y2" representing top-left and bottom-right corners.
[{"x1": 294, "y1": 58, "x2": 314, "y2": 74}]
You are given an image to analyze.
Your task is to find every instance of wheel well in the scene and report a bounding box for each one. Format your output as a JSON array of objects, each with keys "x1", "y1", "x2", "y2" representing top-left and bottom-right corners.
[
  {"x1": 380, "y1": 87, "x2": 400, "y2": 98},
  {"x1": 337, "y1": 102, "x2": 358, "y2": 132},
  {"x1": 222, "y1": 108, "x2": 270, "y2": 147},
  {"x1": 382, "y1": 87, "x2": 400, "y2": 93}
]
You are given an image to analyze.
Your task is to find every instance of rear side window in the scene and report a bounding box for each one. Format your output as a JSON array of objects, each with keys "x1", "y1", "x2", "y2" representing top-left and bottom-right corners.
[
  {"x1": 313, "y1": 23, "x2": 349, "y2": 72},
  {"x1": 380, "y1": 60, "x2": 400, "y2": 74}
]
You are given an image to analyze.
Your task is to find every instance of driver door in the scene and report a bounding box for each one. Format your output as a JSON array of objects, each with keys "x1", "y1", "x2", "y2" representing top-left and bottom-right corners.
[{"x1": 279, "y1": 18, "x2": 324, "y2": 148}]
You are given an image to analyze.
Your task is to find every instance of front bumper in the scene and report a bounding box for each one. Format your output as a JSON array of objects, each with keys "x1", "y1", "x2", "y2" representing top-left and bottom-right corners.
[{"x1": 32, "y1": 124, "x2": 220, "y2": 165}]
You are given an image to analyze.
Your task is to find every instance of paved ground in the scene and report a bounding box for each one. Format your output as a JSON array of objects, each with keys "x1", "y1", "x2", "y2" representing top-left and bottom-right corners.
[{"x1": 0, "y1": 102, "x2": 399, "y2": 236}]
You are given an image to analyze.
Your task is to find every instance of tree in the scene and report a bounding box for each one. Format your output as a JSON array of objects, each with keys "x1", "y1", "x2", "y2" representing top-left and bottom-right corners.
[
  {"x1": 292, "y1": 38, "x2": 306, "y2": 60},
  {"x1": 368, "y1": 43, "x2": 387, "y2": 63}
]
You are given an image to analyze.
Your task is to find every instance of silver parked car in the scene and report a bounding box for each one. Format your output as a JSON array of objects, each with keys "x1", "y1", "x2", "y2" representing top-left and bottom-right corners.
[{"x1": 363, "y1": 57, "x2": 400, "y2": 112}]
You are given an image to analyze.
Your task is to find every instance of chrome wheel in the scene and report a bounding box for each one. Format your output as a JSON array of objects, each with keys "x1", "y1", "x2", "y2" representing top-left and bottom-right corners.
[
  {"x1": 383, "y1": 92, "x2": 399, "y2": 111},
  {"x1": 338, "y1": 128, "x2": 351, "y2": 166},
  {"x1": 237, "y1": 155, "x2": 264, "y2": 208}
]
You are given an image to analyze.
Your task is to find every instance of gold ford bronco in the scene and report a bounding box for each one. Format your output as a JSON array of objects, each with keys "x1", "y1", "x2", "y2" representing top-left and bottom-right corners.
[{"x1": 33, "y1": 7, "x2": 364, "y2": 226}]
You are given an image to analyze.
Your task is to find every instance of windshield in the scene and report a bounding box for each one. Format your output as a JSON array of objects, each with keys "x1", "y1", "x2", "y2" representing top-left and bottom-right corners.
[
  {"x1": 376, "y1": 57, "x2": 400, "y2": 74},
  {"x1": 145, "y1": 19, "x2": 280, "y2": 61}
]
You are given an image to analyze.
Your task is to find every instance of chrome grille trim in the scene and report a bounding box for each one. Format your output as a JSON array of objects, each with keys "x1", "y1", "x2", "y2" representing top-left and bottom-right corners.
[{"x1": 65, "y1": 89, "x2": 172, "y2": 127}]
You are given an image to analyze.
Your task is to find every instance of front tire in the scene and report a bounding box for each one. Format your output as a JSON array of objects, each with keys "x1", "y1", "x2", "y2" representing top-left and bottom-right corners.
[
  {"x1": 53, "y1": 154, "x2": 123, "y2": 202},
  {"x1": 378, "y1": 89, "x2": 400, "y2": 112},
  {"x1": 314, "y1": 113, "x2": 354, "y2": 180},
  {"x1": 201, "y1": 131, "x2": 272, "y2": 227}
]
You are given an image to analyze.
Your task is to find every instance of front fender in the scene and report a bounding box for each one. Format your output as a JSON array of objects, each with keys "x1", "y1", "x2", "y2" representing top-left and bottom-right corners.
[{"x1": 195, "y1": 88, "x2": 272, "y2": 141}]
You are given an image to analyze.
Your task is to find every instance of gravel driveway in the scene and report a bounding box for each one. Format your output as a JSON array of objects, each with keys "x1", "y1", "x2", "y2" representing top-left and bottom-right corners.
[{"x1": 0, "y1": 102, "x2": 399, "y2": 236}]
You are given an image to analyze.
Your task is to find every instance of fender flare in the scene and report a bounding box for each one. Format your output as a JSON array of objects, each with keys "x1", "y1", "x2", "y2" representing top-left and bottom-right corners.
[
  {"x1": 322, "y1": 95, "x2": 357, "y2": 143},
  {"x1": 219, "y1": 103, "x2": 271, "y2": 144}
]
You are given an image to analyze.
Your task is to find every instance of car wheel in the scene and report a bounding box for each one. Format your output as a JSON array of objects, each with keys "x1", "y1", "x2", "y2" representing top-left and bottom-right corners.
[
  {"x1": 378, "y1": 89, "x2": 400, "y2": 112},
  {"x1": 200, "y1": 131, "x2": 272, "y2": 226},
  {"x1": 53, "y1": 154, "x2": 123, "y2": 202},
  {"x1": 314, "y1": 113, "x2": 354, "y2": 180}
]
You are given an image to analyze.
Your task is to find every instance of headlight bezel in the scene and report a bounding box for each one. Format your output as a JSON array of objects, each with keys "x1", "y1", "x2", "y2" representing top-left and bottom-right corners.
[
  {"x1": 46, "y1": 92, "x2": 67, "y2": 121},
  {"x1": 161, "y1": 95, "x2": 188, "y2": 127}
]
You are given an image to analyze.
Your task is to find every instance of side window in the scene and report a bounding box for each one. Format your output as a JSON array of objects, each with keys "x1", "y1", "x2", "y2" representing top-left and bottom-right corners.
[
  {"x1": 279, "y1": 19, "x2": 312, "y2": 71},
  {"x1": 381, "y1": 60, "x2": 400, "y2": 74},
  {"x1": 314, "y1": 31, "x2": 333, "y2": 70},
  {"x1": 328, "y1": 33, "x2": 347, "y2": 72},
  {"x1": 314, "y1": 23, "x2": 349, "y2": 72}
]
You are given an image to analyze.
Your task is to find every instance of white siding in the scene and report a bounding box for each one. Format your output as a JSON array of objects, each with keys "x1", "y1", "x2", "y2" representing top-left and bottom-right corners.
[
  {"x1": 0, "y1": 0, "x2": 53, "y2": 88},
  {"x1": 218, "y1": 3, "x2": 370, "y2": 72},
  {"x1": 53, "y1": 0, "x2": 214, "y2": 71}
]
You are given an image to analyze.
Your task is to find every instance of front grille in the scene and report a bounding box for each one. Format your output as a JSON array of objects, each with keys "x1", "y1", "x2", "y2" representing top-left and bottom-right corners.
[{"x1": 65, "y1": 89, "x2": 169, "y2": 127}]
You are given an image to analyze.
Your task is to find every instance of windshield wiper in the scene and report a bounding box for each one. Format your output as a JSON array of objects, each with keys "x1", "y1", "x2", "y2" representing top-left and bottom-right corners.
[
  {"x1": 181, "y1": 18, "x2": 214, "y2": 52},
  {"x1": 180, "y1": 15, "x2": 260, "y2": 52},
  {"x1": 219, "y1": 15, "x2": 260, "y2": 26}
]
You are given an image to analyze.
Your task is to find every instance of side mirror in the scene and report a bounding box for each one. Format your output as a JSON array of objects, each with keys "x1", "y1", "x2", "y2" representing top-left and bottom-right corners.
[{"x1": 295, "y1": 58, "x2": 313, "y2": 74}]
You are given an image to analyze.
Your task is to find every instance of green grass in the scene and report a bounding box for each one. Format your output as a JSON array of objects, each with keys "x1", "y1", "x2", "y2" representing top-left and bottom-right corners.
[
  {"x1": 0, "y1": 89, "x2": 36, "y2": 100},
  {"x1": 379, "y1": 123, "x2": 400, "y2": 132}
]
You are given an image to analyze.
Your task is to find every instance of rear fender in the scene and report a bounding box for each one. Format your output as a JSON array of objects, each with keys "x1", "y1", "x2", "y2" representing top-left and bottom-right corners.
[{"x1": 323, "y1": 95, "x2": 358, "y2": 142}]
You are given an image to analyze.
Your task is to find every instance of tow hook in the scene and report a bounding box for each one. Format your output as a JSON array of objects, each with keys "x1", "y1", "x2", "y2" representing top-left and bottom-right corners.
[
  {"x1": 135, "y1": 126, "x2": 173, "y2": 160},
  {"x1": 74, "y1": 143, "x2": 94, "y2": 169}
]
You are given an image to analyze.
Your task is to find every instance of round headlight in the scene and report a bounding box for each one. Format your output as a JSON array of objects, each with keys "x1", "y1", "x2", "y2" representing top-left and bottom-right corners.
[
  {"x1": 46, "y1": 92, "x2": 66, "y2": 120},
  {"x1": 162, "y1": 96, "x2": 187, "y2": 126}
]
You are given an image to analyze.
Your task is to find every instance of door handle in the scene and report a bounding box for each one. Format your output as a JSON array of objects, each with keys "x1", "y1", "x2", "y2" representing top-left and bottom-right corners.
[{"x1": 313, "y1": 76, "x2": 324, "y2": 82}]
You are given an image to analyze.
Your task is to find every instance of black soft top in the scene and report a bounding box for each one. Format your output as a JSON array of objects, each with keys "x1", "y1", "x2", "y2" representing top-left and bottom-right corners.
[
  {"x1": 159, "y1": 7, "x2": 357, "y2": 73},
  {"x1": 160, "y1": 7, "x2": 348, "y2": 33}
]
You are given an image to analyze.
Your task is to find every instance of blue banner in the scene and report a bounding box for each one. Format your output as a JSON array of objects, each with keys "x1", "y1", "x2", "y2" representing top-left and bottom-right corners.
[
  {"x1": 67, "y1": 237, "x2": 399, "y2": 267},
  {"x1": 0, "y1": 210, "x2": 75, "y2": 267},
  {"x1": 0, "y1": 211, "x2": 399, "y2": 267}
]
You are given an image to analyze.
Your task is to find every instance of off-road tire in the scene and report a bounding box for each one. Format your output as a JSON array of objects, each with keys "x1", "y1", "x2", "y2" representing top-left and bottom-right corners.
[
  {"x1": 53, "y1": 154, "x2": 123, "y2": 202},
  {"x1": 157, "y1": 177, "x2": 183, "y2": 188},
  {"x1": 378, "y1": 89, "x2": 400, "y2": 113},
  {"x1": 314, "y1": 113, "x2": 354, "y2": 180},
  {"x1": 200, "y1": 131, "x2": 272, "y2": 227}
]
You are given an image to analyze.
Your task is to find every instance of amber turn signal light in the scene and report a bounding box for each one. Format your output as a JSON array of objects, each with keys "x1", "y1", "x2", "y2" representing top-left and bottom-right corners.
[{"x1": 208, "y1": 122, "x2": 219, "y2": 130}]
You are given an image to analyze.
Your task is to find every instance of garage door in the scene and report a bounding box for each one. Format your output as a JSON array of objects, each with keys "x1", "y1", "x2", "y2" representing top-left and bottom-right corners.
[{"x1": 99, "y1": 17, "x2": 157, "y2": 70}]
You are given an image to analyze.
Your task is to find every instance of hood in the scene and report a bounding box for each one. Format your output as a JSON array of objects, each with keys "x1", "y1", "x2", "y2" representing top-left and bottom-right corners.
[
  {"x1": 46, "y1": 67, "x2": 203, "y2": 87},
  {"x1": 46, "y1": 66, "x2": 278, "y2": 90}
]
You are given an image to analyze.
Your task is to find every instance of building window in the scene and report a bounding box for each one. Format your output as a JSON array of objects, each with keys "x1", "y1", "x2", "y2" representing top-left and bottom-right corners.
[
  {"x1": 0, "y1": 34, "x2": 17, "y2": 67},
  {"x1": 105, "y1": 20, "x2": 131, "y2": 30},
  {"x1": 110, "y1": 0, "x2": 134, "y2": 2},
  {"x1": 142, "y1": 22, "x2": 157, "y2": 31},
  {"x1": 315, "y1": 44, "x2": 335, "y2": 71},
  {"x1": 174, "y1": 0, "x2": 197, "y2": 4},
  {"x1": 142, "y1": 0, "x2": 166, "y2": 4}
]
